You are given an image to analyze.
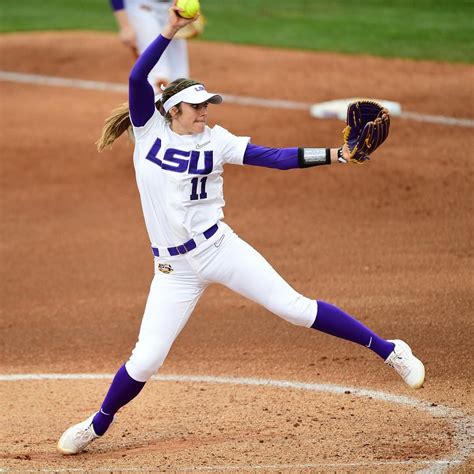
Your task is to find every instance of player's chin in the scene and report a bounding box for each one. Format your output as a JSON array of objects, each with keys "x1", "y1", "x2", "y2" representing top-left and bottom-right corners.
[{"x1": 193, "y1": 121, "x2": 206, "y2": 133}]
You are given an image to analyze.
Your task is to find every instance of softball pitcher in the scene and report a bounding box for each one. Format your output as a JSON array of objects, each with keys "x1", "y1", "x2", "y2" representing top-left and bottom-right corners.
[
  {"x1": 58, "y1": 5, "x2": 425, "y2": 455},
  {"x1": 110, "y1": 0, "x2": 189, "y2": 90}
]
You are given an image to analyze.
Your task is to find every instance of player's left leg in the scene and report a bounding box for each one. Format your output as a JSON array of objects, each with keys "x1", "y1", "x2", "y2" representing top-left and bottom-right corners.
[
  {"x1": 310, "y1": 301, "x2": 394, "y2": 359},
  {"x1": 197, "y1": 228, "x2": 424, "y2": 388},
  {"x1": 199, "y1": 231, "x2": 387, "y2": 351},
  {"x1": 309, "y1": 302, "x2": 425, "y2": 387}
]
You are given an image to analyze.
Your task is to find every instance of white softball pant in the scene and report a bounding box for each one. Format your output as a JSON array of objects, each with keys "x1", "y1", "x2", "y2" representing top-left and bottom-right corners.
[
  {"x1": 125, "y1": 223, "x2": 317, "y2": 382},
  {"x1": 126, "y1": 1, "x2": 189, "y2": 86}
]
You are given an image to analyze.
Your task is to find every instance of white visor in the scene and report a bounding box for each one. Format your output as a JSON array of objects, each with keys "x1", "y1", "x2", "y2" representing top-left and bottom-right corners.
[{"x1": 162, "y1": 84, "x2": 222, "y2": 113}]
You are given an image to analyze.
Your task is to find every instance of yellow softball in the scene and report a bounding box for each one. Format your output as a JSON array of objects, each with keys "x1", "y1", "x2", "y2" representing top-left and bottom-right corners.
[{"x1": 176, "y1": 0, "x2": 200, "y2": 19}]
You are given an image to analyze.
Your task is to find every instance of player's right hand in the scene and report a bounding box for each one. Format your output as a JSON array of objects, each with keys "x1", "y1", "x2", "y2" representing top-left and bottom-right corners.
[{"x1": 168, "y1": 1, "x2": 199, "y2": 30}]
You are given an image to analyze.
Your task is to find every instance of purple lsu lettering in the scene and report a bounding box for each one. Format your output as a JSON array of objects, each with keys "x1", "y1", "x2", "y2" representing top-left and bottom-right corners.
[{"x1": 146, "y1": 138, "x2": 213, "y2": 175}]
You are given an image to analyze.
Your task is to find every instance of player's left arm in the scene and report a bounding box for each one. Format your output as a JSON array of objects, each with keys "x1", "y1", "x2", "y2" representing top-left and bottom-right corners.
[{"x1": 243, "y1": 144, "x2": 350, "y2": 169}]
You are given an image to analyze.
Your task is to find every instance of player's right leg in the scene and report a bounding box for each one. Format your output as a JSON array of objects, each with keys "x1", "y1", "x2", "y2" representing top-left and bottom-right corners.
[{"x1": 57, "y1": 258, "x2": 205, "y2": 454}]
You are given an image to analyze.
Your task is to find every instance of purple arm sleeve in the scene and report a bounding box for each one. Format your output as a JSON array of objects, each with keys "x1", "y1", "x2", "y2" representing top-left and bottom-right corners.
[
  {"x1": 110, "y1": 0, "x2": 125, "y2": 12},
  {"x1": 110, "y1": 0, "x2": 124, "y2": 11},
  {"x1": 243, "y1": 143, "x2": 299, "y2": 170},
  {"x1": 129, "y1": 35, "x2": 171, "y2": 127}
]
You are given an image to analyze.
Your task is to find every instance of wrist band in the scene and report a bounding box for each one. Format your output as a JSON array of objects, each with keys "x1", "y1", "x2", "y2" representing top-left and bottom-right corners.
[
  {"x1": 337, "y1": 147, "x2": 348, "y2": 164},
  {"x1": 298, "y1": 148, "x2": 331, "y2": 168}
]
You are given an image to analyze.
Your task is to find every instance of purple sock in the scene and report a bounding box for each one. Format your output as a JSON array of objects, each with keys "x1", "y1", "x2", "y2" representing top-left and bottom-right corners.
[
  {"x1": 311, "y1": 301, "x2": 394, "y2": 360},
  {"x1": 92, "y1": 365, "x2": 145, "y2": 436}
]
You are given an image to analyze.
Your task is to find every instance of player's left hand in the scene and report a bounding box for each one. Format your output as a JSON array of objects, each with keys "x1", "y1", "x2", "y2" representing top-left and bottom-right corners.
[{"x1": 342, "y1": 100, "x2": 390, "y2": 164}]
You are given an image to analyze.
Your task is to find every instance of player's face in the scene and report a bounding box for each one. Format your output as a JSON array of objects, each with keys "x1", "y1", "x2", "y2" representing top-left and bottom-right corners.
[{"x1": 171, "y1": 102, "x2": 209, "y2": 135}]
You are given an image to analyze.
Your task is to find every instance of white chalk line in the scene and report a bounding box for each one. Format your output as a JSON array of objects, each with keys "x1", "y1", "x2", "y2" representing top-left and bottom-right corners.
[
  {"x1": 0, "y1": 460, "x2": 462, "y2": 473},
  {"x1": 1, "y1": 373, "x2": 472, "y2": 473},
  {"x1": 1, "y1": 70, "x2": 473, "y2": 128}
]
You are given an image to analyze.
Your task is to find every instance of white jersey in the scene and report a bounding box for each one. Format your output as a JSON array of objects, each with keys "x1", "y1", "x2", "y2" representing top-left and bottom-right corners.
[
  {"x1": 123, "y1": 0, "x2": 171, "y2": 9},
  {"x1": 132, "y1": 110, "x2": 250, "y2": 247}
]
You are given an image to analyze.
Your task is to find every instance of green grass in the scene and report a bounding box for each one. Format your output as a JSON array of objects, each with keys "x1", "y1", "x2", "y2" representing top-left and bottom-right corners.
[
  {"x1": 0, "y1": 0, "x2": 114, "y2": 32},
  {"x1": 1, "y1": 0, "x2": 473, "y2": 63}
]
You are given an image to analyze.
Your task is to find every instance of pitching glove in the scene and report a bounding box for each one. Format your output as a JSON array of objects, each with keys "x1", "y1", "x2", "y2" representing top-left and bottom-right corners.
[{"x1": 342, "y1": 100, "x2": 390, "y2": 164}]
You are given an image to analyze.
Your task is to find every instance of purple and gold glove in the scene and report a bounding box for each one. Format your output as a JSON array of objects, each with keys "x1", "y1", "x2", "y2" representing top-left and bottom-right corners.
[{"x1": 342, "y1": 100, "x2": 390, "y2": 164}]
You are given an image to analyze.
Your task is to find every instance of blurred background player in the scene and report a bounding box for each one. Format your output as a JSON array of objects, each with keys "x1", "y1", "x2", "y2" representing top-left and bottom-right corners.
[{"x1": 110, "y1": 0, "x2": 190, "y2": 90}]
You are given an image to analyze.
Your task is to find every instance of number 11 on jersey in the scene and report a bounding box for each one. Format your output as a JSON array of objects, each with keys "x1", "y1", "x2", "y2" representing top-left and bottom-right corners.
[{"x1": 190, "y1": 177, "x2": 208, "y2": 201}]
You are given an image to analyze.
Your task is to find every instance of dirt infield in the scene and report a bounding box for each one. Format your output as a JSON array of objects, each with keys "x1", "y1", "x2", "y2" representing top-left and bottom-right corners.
[{"x1": 0, "y1": 32, "x2": 473, "y2": 472}]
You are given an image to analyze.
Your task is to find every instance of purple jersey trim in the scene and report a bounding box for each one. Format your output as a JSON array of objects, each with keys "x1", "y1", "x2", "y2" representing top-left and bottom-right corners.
[
  {"x1": 129, "y1": 35, "x2": 171, "y2": 127},
  {"x1": 243, "y1": 144, "x2": 299, "y2": 170},
  {"x1": 110, "y1": 0, "x2": 124, "y2": 11}
]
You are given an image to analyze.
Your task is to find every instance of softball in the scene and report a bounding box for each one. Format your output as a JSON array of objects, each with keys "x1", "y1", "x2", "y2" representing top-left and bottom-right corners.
[{"x1": 176, "y1": 0, "x2": 200, "y2": 19}]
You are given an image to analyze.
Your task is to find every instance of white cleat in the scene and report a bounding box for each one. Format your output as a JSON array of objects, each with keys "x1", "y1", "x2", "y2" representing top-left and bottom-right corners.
[
  {"x1": 57, "y1": 413, "x2": 100, "y2": 455},
  {"x1": 385, "y1": 339, "x2": 425, "y2": 389}
]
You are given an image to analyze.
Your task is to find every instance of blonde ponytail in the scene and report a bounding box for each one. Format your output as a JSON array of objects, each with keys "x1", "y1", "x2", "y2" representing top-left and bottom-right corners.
[
  {"x1": 96, "y1": 103, "x2": 132, "y2": 152},
  {"x1": 96, "y1": 78, "x2": 202, "y2": 152}
]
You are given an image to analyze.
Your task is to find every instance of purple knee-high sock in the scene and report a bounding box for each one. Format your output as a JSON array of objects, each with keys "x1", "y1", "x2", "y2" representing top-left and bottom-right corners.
[
  {"x1": 92, "y1": 365, "x2": 145, "y2": 436},
  {"x1": 312, "y1": 301, "x2": 394, "y2": 360}
]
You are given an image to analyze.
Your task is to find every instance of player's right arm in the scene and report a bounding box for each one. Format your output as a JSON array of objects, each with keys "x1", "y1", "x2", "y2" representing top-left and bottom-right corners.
[
  {"x1": 128, "y1": 5, "x2": 198, "y2": 127},
  {"x1": 129, "y1": 36, "x2": 170, "y2": 127}
]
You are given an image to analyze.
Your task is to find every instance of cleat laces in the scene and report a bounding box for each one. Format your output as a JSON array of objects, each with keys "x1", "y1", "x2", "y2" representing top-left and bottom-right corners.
[
  {"x1": 73, "y1": 425, "x2": 97, "y2": 448},
  {"x1": 386, "y1": 354, "x2": 411, "y2": 378}
]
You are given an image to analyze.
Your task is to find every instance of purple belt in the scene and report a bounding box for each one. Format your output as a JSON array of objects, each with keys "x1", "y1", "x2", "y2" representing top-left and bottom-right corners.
[{"x1": 151, "y1": 224, "x2": 218, "y2": 257}]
